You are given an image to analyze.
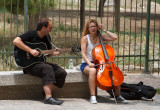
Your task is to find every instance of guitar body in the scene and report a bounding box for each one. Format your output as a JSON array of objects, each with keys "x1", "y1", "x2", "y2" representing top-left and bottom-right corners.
[{"x1": 14, "y1": 42, "x2": 47, "y2": 68}]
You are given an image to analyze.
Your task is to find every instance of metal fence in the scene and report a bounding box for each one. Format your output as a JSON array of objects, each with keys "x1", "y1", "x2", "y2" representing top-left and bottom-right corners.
[{"x1": 0, "y1": 0, "x2": 160, "y2": 74}]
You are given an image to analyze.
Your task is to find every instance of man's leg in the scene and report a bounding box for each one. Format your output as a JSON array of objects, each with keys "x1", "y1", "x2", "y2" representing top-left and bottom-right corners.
[
  {"x1": 23, "y1": 63, "x2": 64, "y2": 105},
  {"x1": 43, "y1": 83, "x2": 56, "y2": 99},
  {"x1": 43, "y1": 83, "x2": 64, "y2": 105}
]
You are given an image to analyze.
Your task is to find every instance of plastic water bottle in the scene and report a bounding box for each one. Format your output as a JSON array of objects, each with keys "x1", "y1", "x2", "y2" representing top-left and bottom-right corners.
[{"x1": 69, "y1": 58, "x2": 73, "y2": 69}]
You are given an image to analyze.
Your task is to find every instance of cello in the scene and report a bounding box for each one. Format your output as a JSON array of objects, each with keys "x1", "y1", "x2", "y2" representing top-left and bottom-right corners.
[{"x1": 92, "y1": 30, "x2": 124, "y2": 103}]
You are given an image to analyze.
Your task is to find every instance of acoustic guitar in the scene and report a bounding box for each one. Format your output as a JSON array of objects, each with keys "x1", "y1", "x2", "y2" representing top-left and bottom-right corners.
[{"x1": 14, "y1": 41, "x2": 80, "y2": 68}]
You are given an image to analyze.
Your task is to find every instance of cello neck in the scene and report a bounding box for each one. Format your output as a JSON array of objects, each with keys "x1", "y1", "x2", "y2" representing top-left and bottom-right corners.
[{"x1": 97, "y1": 30, "x2": 109, "y2": 61}]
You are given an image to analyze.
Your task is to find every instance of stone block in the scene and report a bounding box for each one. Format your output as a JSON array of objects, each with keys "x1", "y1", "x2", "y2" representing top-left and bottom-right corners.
[{"x1": 0, "y1": 69, "x2": 90, "y2": 99}]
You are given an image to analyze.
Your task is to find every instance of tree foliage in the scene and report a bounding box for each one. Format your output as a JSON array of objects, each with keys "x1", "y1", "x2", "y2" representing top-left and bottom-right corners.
[{"x1": 0, "y1": 0, "x2": 55, "y2": 15}]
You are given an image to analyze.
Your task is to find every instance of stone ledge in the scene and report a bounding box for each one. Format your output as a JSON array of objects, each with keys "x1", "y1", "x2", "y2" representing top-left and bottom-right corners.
[
  {"x1": 2, "y1": 70, "x2": 159, "y2": 100},
  {"x1": 0, "y1": 69, "x2": 88, "y2": 86},
  {"x1": 0, "y1": 69, "x2": 90, "y2": 99}
]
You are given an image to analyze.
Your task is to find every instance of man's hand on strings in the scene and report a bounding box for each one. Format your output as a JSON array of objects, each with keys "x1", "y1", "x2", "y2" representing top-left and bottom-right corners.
[
  {"x1": 30, "y1": 49, "x2": 39, "y2": 57},
  {"x1": 52, "y1": 51, "x2": 60, "y2": 56}
]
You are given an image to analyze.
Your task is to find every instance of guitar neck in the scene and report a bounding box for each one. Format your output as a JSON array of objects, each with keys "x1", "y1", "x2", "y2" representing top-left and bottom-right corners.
[{"x1": 41, "y1": 48, "x2": 71, "y2": 55}]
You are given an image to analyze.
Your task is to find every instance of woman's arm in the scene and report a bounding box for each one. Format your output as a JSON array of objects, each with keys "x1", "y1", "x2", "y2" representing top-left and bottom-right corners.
[
  {"x1": 102, "y1": 30, "x2": 117, "y2": 41},
  {"x1": 98, "y1": 25, "x2": 117, "y2": 41}
]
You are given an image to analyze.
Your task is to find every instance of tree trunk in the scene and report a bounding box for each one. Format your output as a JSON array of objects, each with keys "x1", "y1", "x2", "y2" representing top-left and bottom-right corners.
[
  {"x1": 40, "y1": 9, "x2": 48, "y2": 18},
  {"x1": 114, "y1": 0, "x2": 120, "y2": 33},
  {"x1": 28, "y1": 8, "x2": 48, "y2": 30},
  {"x1": 98, "y1": 0, "x2": 106, "y2": 17},
  {"x1": 28, "y1": 13, "x2": 40, "y2": 30},
  {"x1": 80, "y1": 0, "x2": 85, "y2": 33}
]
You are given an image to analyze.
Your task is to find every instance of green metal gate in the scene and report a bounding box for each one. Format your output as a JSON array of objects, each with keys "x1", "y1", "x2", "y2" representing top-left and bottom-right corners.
[{"x1": 0, "y1": 0, "x2": 159, "y2": 74}]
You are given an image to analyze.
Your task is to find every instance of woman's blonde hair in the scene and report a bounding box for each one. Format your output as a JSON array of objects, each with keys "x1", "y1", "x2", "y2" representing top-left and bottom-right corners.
[{"x1": 81, "y1": 19, "x2": 98, "y2": 42}]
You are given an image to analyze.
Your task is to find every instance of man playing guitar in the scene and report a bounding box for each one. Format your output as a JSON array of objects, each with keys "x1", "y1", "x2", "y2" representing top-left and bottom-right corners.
[{"x1": 13, "y1": 18, "x2": 67, "y2": 105}]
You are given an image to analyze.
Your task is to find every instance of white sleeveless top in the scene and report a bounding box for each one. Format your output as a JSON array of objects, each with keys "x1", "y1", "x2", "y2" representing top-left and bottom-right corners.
[{"x1": 81, "y1": 34, "x2": 100, "y2": 63}]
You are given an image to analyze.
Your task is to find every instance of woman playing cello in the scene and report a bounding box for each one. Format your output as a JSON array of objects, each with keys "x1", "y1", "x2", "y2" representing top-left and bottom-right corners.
[{"x1": 80, "y1": 19, "x2": 128, "y2": 104}]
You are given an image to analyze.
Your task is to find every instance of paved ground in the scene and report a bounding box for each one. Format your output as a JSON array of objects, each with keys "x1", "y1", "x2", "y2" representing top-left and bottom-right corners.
[{"x1": 0, "y1": 94, "x2": 160, "y2": 110}]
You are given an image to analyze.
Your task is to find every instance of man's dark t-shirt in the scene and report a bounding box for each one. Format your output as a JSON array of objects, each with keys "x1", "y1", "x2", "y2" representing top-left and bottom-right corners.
[
  {"x1": 19, "y1": 30, "x2": 52, "y2": 50},
  {"x1": 14, "y1": 30, "x2": 52, "y2": 68}
]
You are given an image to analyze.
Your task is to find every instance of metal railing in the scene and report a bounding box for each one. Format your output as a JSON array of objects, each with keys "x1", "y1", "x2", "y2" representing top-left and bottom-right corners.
[{"x1": 0, "y1": 0, "x2": 159, "y2": 74}]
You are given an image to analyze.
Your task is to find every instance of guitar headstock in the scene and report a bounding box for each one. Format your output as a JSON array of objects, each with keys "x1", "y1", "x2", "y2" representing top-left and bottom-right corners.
[{"x1": 71, "y1": 46, "x2": 81, "y2": 53}]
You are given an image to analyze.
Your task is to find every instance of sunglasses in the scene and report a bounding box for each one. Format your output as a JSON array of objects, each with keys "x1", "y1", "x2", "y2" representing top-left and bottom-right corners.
[{"x1": 88, "y1": 26, "x2": 97, "y2": 28}]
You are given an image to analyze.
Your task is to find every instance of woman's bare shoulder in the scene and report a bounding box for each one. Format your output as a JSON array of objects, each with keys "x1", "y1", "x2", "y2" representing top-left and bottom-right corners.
[
  {"x1": 81, "y1": 35, "x2": 88, "y2": 45},
  {"x1": 82, "y1": 35, "x2": 88, "y2": 41}
]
